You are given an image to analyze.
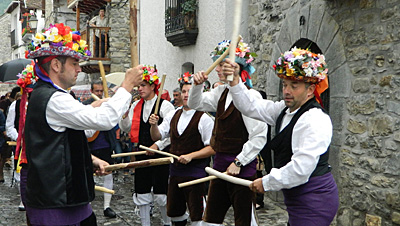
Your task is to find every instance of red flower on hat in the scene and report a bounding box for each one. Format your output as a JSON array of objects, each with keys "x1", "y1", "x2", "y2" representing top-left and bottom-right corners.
[
  {"x1": 65, "y1": 41, "x2": 73, "y2": 49},
  {"x1": 72, "y1": 34, "x2": 81, "y2": 41},
  {"x1": 55, "y1": 23, "x2": 71, "y2": 36},
  {"x1": 25, "y1": 50, "x2": 29, "y2": 59}
]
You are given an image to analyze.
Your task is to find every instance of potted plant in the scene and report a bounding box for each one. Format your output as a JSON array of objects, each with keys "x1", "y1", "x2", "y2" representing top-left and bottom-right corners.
[{"x1": 181, "y1": 0, "x2": 197, "y2": 29}]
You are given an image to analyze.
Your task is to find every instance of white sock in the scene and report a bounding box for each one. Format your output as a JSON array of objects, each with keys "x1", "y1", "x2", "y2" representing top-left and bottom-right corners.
[
  {"x1": 103, "y1": 174, "x2": 113, "y2": 210},
  {"x1": 159, "y1": 204, "x2": 171, "y2": 225},
  {"x1": 139, "y1": 204, "x2": 151, "y2": 226}
]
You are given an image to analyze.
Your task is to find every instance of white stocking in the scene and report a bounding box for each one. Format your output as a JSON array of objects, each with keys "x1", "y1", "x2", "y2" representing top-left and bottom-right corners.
[{"x1": 103, "y1": 174, "x2": 113, "y2": 209}]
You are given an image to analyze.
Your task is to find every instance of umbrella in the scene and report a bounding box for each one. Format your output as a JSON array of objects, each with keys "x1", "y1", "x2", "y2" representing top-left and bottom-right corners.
[{"x1": 0, "y1": 58, "x2": 33, "y2": 82}]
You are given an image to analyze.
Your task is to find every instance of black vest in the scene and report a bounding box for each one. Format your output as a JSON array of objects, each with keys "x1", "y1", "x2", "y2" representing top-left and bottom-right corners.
[
  {"x1": 264, "y1": 98, "x2": 331, "y2": 177},
  {"x1": 25, "y1": 80, "x2": 95, "y2": 208},
  {"x1": 136, "y1": 98, "x2": 169, "y2": 161}
]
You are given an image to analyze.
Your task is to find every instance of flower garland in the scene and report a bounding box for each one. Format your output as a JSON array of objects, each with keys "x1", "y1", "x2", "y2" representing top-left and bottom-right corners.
[
  {"x1": 16, "y1": 61, "x2": 37, "y2": 89},
  {"x1": 25, "y1": 23, "x2": 91, "y2": 58},
  {"x1": 210, "y1": 39, "x2": 257, "y2": 65},
  {"x1": 273, "y1": 47, "x2": 328, "y2": 83},
  {"x1": 178, "y1": 71, "x2": 193, "y2": 84},
  {"x1": 142, "y1": 65, "x2": 159, "y2": 85}
]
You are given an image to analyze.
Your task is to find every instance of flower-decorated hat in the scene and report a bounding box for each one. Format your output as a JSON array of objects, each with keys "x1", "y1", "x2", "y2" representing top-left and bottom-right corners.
[
  {"x1": 273, "y1": 47, "x2": 328, "y2": 84},
  {"x1": 16, "y1": 61, "x2": 38, "y2": 89},
  {"x1": 273, "y1": 47, "x2": 329, "y2": 105},
  {"x1": 210, "y1": 39, "x2": 257, "y2": 88},
  {"x1": 178, "y1": 72, "x2": 193, "y2": 86},
  {"x1": 25, "y1": 23, "x2": 91, "y2": 60},
  {"x1": 142, "y1": 65, "x2": 160, "y2": 94}
]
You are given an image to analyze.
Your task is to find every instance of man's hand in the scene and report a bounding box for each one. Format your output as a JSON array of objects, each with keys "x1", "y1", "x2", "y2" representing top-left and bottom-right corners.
[
  {"x1": 178, "y1": 154, "x2": 193, "y2": 164},
  {"x1": 146, "y1": 143, "x2": 158, "y2": 156},
  {"x1": 249, "y1": 178, "x2": 265, "y2": 193},
  {"x1": 149, "y1": 114, "x2": 159, "y2": 125},
  {"x1": 193, "y1": 71, "x2": 208, "y2": 86},
  {"x1": 223, "y1": 58, "x2": 241, "y2": 87},
  {"x1": 121, "y1": 65, "x2": 144, "y2": 93},
  {"x1": 226, "y1": 162, "x2": 241, "y2": 175},
  {"x1": 92, "y1": 155, "x2": 110, "y2": 176},
  {"x1": 90, "y1": 98, "x2": 110, "y2": 108}
]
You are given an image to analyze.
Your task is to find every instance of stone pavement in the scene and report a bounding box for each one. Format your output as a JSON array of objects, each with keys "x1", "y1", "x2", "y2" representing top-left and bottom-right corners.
[{"x1": 0, "y1": 167, "x2": 288, "y2": 226}]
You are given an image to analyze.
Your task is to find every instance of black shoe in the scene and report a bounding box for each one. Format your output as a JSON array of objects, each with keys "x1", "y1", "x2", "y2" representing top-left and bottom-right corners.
[
  {"x1": 104, "y1": 207, "x2": 116, "y2": 218},
  {"x1": 256, "y1": 203, "x2": 264, "y2": 210},
  {"x1": 18, "y1": 205, "x2": 25, "y2": 211}
]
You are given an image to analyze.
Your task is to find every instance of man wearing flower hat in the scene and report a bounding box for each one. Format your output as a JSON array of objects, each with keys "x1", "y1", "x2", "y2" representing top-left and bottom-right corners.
[
  {"x1": 188, "y1": 40, "x2": 268, "y2": 226},
  {"x1": 24, "y1": 23, "x2": 143, "y2": 225},
  {"x1": 119, "y1": 65, "x2": 175, "y2": 226},
  {"x1": 223, "y1": 47, "x2": 339, "y2": 225},
  {"x1": 148, "y1": 72, "x2": 215, "y2": 226}
]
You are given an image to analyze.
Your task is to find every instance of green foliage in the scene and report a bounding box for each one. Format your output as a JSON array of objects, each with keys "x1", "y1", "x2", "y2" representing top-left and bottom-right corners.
[{"x1": 181, "y1": 0, "x2": 197, "y2": 15}]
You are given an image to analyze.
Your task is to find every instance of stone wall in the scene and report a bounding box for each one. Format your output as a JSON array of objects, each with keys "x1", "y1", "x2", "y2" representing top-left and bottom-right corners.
[
  {"x1": 108, "y1": 0, "x2": 131, "y2": 73},
  {"x1": 248, "y1": 0, "x2": 400, "y2": 225},
  {"x1": 0, "y1": 13, "x2": 11, "y2": 66}
]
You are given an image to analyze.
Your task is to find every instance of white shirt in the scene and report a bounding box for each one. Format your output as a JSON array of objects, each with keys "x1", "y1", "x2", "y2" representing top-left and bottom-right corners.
[
  {"x1": 45, "y1": 86, "x2": 132, "y2": 132},
  {"x1": 119, "y1": 95, "x2": 175, "y2": 150},
  {"x1": 158, "y1": 108, "x2": 214, "y2": 146},
  {"x1": 6, "y1": 100, "x2": 18, "y2": 141},
  {"x1": 228, "y1": 82, "x2": 333, "y2": 191},
  {"x1": 188, "y1": 84, "x2": 268, "y2": 166}
]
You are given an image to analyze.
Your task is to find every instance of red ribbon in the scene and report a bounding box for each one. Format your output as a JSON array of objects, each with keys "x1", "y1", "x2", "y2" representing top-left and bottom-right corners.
[
  {"x1": 241, "y1": 70, "x2": 251, "y2": 83},
  {"x1": 15, "y1": 87, "x2": 33, "y2": 165},
  {"x1": 130, "y1": 98, "x2": 144, "y2": 143}
]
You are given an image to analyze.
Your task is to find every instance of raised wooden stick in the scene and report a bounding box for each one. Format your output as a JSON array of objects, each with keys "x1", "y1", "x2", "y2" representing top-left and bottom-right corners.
[
  {"x1": 105, "y1": 157, "x2": 174, "y2": 172},
  {"x1": 7, "y1": 141, "x2": 16, "y2": 146},
  {"x1": 91, "y1": 93, "x2": 100, "y2": 101},
  {"x1": 111, "y1": 151, "x2": 147, "y2": 158},
  {"x1": 95, "y1": 185, "x2": 115, "y2": 194},
  {"x1": 205, "y1": 167, "x2": 252, "y2": 187},
  {"x1": 154, "y1": 73, "x2": 166, "y2": 115},
  {"x1": 227, "y1": 0, "x2": 243, "y2": 82},
  {"x1": 139, "y1": 145, "x2": 179, "y2": 159},
  {"x1": 178, "y1": 172, "x2": 228, "y2": 188},
  {"x1": 98, "y1": 61, "x2": 109, "y2": 98},
  {"x1": 204, "y1": 35, "x2": 242, "y2": 76}
]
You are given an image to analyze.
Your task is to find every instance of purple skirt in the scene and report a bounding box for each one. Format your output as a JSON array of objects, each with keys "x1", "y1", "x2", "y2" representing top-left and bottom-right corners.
[{"x1": 282, "y1": 172, "x2": 339, "y2": 226}]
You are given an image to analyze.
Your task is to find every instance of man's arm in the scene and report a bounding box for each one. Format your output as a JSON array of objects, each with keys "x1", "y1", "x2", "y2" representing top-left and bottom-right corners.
[
  {"x1": 179, "y1": 146, "x2": 215, "y2": 164},
  {"x1": 5, "y1": 101, "x2": 18, "y2": 141},
  {"x1": 226, "y1": 90, "x2": 269, "y2": 175}
]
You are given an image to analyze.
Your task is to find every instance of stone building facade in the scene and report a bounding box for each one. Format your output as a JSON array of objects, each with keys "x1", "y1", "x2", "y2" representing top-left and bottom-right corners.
[
  {"x1": 248, "y1": 0, "x2": 400, "y2": 225},
  {"x1": 0, "y1": 13, "x2": 11, "y2": 66}
]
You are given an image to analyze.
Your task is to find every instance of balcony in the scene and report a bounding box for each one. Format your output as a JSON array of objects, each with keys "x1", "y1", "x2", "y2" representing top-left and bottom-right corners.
[
  {"x1": 165, "y1": 0, "x2": 198, "y2": 47},
  {"x1": 79, "y1": 25, "x2": 111, "y2": 74}
]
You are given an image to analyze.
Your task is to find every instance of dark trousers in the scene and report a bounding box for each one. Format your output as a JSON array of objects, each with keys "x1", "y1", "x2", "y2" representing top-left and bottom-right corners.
[{"x1": 95, "y1": 34, "x2": 109, "y2": 58}]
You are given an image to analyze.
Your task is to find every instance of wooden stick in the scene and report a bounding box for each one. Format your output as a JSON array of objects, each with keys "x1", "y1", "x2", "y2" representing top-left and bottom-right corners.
[
  {"x1": 105, "y1": 157, "x2": 174, "y2": 172},
  {"x1": 95, "y1": 185, "x2": 115, "y2": 194},
  {"x1": 7, "y1": 141, "x2": 16, "y2": 146},
  {"x1": 129, "y1": 0, "x2": 139, "y2": 67},
  {"x1": 205, "y1": 167, "x2": 252, "y2": 187},
  {"x1": 139, "y1": 145, "x2": 179, "y2": 159},
  {"x1": 227, "y1": 0, "x2": 243, "y2": 82},
  {"x1": 111, "y1": 151, "x2": 147, "y2": 158},
  {"x1": 178, "y1": 172, "x2": 228, "y2": 188},
  {"x1": 154, "y1": 73, "x2": 166, "y2": 115},
  {"x1": 98, "y1": 61, "x2": 109, "y2": 98},
  {"x1": 91, "y1": 93, "x2": 100, "y2": 101},
  {"x1": 204, "y1": 35, "x2": 242, "y2": 76}
]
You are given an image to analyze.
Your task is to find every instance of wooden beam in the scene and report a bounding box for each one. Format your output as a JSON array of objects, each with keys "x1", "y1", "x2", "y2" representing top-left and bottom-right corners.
[
  {"x1": 76, "y1": 4, "x2": 80, "y2": 30},
  {"x1": 129, "y1": 0, "x2": 139, "y2": 67}
]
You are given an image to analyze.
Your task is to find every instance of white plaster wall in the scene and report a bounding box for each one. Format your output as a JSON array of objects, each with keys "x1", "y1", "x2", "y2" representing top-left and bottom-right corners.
[{"x1": 138, "y1": 0, "x2": 250, "y2": 92}]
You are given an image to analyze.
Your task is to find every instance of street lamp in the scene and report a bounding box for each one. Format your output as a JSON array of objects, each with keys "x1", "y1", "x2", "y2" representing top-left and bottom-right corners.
[{"x1": 29, "y1": 15, "x2": 38, "y2": 31}]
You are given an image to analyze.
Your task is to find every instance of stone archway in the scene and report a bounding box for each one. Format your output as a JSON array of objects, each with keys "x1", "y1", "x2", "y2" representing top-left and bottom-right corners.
[{"x1": 267, "y1": 0, "x2": 350, "y2": 182}]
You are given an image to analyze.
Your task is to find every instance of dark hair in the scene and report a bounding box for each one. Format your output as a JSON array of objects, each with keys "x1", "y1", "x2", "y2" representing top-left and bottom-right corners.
[
  {"x1": 91, "y1": 80, "x2": 103, "y2": 90},
  {"x1": 10, "y1": 86, "x2": 21, "y2": 99},
  {"x1": 37, "y1": 56, "x2": 68, "y2": 74}
]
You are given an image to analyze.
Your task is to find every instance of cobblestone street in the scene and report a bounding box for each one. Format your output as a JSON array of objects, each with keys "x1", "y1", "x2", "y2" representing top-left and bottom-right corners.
[{"x1": 0, "y1": 166, "x2": 288, "y2": 226}]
